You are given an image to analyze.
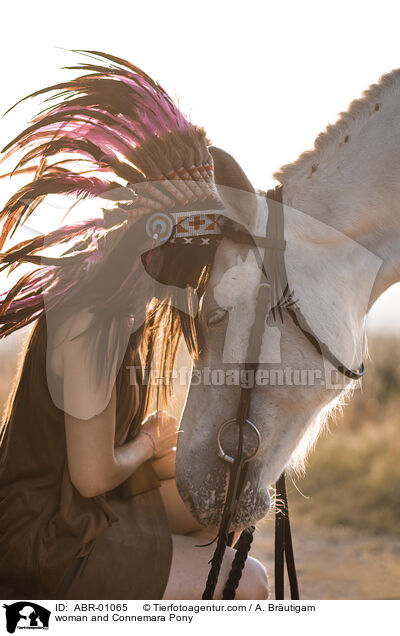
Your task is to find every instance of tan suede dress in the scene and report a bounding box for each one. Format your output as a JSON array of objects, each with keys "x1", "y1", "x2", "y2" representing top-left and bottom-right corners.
[{"x1": 0, "y1": 318, "x2": 173, "y2": 599}]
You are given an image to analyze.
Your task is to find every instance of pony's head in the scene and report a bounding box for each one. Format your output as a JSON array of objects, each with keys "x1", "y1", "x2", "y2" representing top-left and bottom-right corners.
[{"x1": 174, "y1": 148, "x2": 358, "y2": 531}]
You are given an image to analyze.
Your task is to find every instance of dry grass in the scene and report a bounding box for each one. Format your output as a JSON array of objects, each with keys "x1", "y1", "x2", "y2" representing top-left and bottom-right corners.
[{"x1": 287, "y1": 335, "x2": 400, "y2": 534}]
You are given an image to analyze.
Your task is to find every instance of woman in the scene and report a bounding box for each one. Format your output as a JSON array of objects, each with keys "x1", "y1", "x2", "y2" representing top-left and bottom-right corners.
[{"x1": 0, "y1": 51, "x2": 269, "y2": 600}]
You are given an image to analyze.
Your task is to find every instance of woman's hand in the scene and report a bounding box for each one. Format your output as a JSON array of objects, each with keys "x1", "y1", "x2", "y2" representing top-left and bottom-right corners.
[
  {"x1": 139, "y1": 411, "x2": 179, "y2": 460},
  {"x1": 152, "y1": 449, "x2": 176, "y2": 480}
]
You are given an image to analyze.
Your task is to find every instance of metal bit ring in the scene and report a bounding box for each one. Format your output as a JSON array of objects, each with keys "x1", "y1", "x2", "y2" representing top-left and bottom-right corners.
[{"x1": 217, "y1": 418, "x2": 261, "y2": 465}]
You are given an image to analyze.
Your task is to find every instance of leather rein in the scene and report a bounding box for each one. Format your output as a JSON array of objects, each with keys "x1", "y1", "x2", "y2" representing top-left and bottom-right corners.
[{"x1": 201, "y1": 185, "x2": 365, "y2": 600}]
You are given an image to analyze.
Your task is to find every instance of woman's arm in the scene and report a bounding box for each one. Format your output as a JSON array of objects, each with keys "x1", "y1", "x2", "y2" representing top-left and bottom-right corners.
[
  {"x1": 57, "y1": 308, "x2": 178, "y2": 497},
  {"x1": 65, "y1": 392, "x2": 180, "y2": 498},
  {"x1": 65, "y1": 386, "x2": 155, "y2": 498}
]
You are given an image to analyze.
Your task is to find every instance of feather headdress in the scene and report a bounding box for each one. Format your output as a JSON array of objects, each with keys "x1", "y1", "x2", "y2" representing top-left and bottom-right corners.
[{"x1": 0, "y1": 50, "x2": 224, "y2": 337}]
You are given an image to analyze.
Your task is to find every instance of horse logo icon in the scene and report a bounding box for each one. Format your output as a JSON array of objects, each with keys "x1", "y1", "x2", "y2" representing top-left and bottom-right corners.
[{"x1": 3, "y1": 602, "x2": 51, "y2": 633}]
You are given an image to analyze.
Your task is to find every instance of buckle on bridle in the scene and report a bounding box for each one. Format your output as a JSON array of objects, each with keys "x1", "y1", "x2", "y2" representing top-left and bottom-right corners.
[{"x1": 217, "y1": 418, "x2": 261, "y2": 464}]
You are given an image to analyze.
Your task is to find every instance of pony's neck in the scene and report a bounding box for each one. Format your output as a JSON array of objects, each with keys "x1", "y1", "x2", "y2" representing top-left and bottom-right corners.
[
  {"x1": 278, "y1": 105, "x2": 400, "y2": 306},
  {"x1": 283, "y1": 185, "x2": 400, "y2": 309},
  {"x1": 276, "y1": 69, "x2": 400, "y2": 309}
]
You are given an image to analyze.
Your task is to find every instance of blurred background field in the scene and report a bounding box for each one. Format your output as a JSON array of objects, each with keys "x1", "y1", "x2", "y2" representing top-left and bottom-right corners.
[
  {"x1": 1, "y1": 330, "x2": 399, "y2": 599},
  {"x1": 252, "y1": 334, "x2": 400, "y2": 599},
  {"x1": 289, "y1": 335, "x2": 400, "y2": 534}
]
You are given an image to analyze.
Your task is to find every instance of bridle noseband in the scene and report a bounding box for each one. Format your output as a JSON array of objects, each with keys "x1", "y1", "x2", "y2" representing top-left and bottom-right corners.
[{"x1": 201, "y1": 185, "x2": 365, "y2": 601}]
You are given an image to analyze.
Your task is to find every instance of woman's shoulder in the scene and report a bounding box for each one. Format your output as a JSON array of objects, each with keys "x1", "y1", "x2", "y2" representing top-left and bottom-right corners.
[
  {"x1": 47, "y1": 307, "x2": 134, "y2": 419},
  {"x1": 51, "y1": 307, "x2": 95, "y2": 347},
  {"x1": 48, "y1": 307, "x2": 96, "y2": 377}
]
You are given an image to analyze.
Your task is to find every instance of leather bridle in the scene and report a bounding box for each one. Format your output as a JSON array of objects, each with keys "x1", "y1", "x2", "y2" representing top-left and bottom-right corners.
[{"x1": 201, "y1": 185, "x2": 365, "y2": 600}]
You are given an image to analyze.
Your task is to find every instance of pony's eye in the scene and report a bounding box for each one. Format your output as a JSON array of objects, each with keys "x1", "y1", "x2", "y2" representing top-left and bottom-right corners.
[{"x1": 207, "y1": 308, "x2": 229, "y2": 326}]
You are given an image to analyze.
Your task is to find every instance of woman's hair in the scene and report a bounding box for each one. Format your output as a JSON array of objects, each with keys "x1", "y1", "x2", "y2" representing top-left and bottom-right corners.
[{"x1": 0, "y1": 50, "x2": 224, "y2": 437}]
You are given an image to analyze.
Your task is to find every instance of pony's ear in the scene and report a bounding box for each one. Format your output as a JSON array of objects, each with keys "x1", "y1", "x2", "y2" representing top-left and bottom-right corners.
[{"x1": 208, "y1": 145, "x2": 258, "y2": 228}]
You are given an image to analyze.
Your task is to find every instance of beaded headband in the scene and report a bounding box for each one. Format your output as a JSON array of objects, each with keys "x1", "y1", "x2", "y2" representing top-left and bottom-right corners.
[{"x1": 145, "y1": 210, "x2": 225, "y2": 246}]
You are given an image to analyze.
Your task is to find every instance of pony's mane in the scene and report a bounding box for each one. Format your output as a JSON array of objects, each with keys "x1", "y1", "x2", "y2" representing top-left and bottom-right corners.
[{"x1": 274, "y1": 67, "x2": 400, "y2": 185}]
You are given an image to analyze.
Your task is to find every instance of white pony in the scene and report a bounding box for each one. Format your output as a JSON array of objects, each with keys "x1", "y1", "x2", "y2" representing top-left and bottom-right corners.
[{"x1": 176, "y1": 68, "x2": 400, "y2": 530}]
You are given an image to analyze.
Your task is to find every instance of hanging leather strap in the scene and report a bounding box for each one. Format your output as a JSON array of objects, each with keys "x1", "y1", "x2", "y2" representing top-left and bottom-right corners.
[{"x1": 274, "y1": 471, "x2": 299, "y2": 600}]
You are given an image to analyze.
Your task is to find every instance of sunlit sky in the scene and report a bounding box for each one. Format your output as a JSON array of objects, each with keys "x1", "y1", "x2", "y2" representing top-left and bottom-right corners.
[{"x1": 0, "y1": 0, "x2": 399, "y2": 334}]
